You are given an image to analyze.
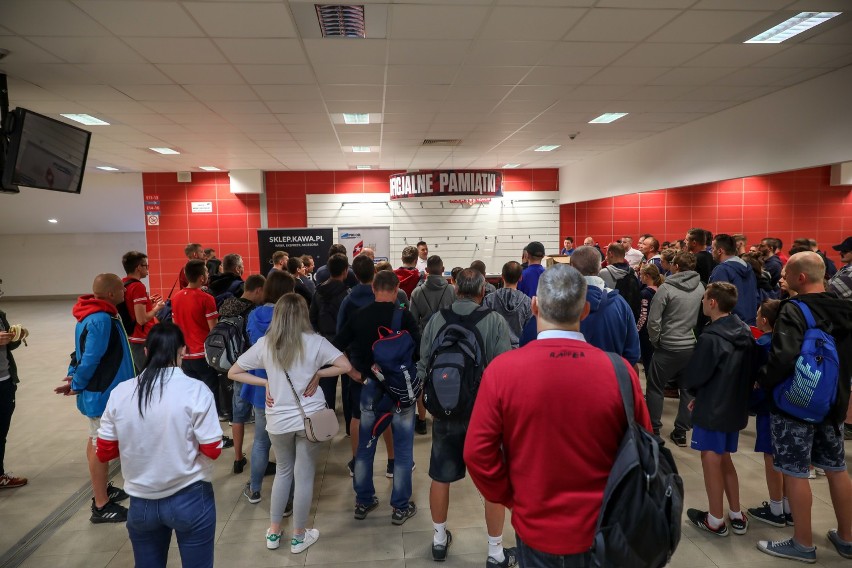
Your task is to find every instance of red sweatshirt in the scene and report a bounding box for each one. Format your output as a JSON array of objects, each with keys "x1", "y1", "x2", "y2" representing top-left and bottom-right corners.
[{"x1": 464, "y1": 338, "x2": 652, "y2": 556}]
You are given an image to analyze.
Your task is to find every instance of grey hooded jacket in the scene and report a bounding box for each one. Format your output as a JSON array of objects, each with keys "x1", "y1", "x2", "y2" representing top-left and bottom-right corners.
[
  {"x1": 647, "y1": 270, "x2": 705, "y2": 351},
  {"x1": 410, "y1": 275, "x2": 456, "y2": 334}
]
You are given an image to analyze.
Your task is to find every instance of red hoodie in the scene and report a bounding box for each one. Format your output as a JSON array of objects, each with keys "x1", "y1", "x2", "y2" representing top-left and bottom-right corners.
[
  {"x1": 393, "y1": 266, "x2": 421, "y2": 299},
  {"x1": 73, "y1": 295, "x2": 118, "y2": 322}
]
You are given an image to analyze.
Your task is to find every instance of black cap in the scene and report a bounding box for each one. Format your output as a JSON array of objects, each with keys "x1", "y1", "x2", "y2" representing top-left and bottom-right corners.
[
  {"x1": 525, "y1": 241, "x2": 545, "y2": 258},
  {"x1": 832, "y1": 237, "x2": 852, "y2": 252}
]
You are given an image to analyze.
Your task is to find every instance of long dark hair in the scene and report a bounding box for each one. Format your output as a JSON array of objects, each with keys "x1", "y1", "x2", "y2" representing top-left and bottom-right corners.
[{"x1": 135, "y1": 322, "x2": 185, "y2": 417}]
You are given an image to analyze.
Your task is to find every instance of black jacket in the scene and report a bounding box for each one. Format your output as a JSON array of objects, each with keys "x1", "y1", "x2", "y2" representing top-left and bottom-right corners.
[
  {"x1": 695, "y1": 251, "x2": 717, "y2": 285},
  {"x1": 683, "y1": 314, "x2": 755, "y2": 432},
  {"x1": 310, "y1": 279, "x2": 349, "y2": 339},
  {"x1": 757, "y1": 292, "x2": 852, "y2": 425},
  {"x1": 0, "y1": 310, "x2": 22, "y2": 384},
  {"x1": 208, "y1": 272, "x2": 244, "y2": 298}
]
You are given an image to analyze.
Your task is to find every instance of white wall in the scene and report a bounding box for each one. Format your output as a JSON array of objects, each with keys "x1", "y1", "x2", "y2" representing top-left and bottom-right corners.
[
  {"x1": 560, "y1": 66, "x2": 852, "y2": 203},
  {"x1": 0, "y1": 233, "x2": 147, "y2": 298}
]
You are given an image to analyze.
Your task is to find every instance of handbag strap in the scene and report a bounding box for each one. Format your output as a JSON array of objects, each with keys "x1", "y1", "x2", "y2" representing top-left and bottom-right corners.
[{"x1": 282, "y1": 368, "x2": 309, "y2": 422}]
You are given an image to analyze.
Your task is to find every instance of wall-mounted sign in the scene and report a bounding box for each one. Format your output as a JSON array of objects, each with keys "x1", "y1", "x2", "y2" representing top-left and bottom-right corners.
[
  {"x1": 389, "y1": 170, "x2": 502, "y2": 200},
  {"x1": 257, "y1": 228, "x2": 334, "y2": 270},
  {"x1": 191, "y1": 201, "x2": 213, "y2": 213},
  {"x1": 339, "y1": 226, "x2": 391, "y2": 263}
]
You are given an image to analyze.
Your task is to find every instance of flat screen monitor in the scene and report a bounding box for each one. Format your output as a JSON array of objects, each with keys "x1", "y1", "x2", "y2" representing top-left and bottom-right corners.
[{"x1": 1, "y1": 108, "x2": 91, "y2": 194}]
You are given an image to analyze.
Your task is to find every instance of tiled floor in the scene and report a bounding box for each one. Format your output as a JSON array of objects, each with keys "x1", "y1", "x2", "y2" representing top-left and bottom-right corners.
[{"x1": 1, "y1": 299, "x2": 850, "y2": 567}]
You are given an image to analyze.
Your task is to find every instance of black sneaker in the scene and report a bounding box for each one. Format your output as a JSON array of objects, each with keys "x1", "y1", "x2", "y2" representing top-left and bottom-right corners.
[
  {"x1": 415, "y1": 418, "x2": 428, "y2": 435},
  {"x1": 486, "y1": 547, "x2": 518, "y2": 567},
  {"x1": 844, "y1": 424, "x2": 852, "y2": 441},
  {"x1": 347, "y1": 459, "x2": 355, "y2": 478},
  {"x1": 386, "y1": 459, "x2": 394, "y2": 478},
  {"x1": 283, "y1": 500, "x2": 294, "y2": 518},
  {"x1": 730, "y1": 513, "x2": 749, "y2": 535},
  {"x1": 432, "y1": 530, "x2": 452, "y2": 562},
  {"x1": 354, "y1": 497, "x2": 379, "y2": 520},
  {"x1": 686, "y1": 508, "x2": 728, "y2": 537},
  {"x1": 222, "y1": 436, "x2": 234, "y2": 449},
  {"x1": 265, "y1": 461, "x2": 276, "y2": 476},
  {"x1": 391, "y1": 502, "x2": 417, "y2": 525},
  {"x1": 106, "y1": 482, "x2": 129, "y2": 503},
  {"x1": 233, "y1": 454, "x2": 247, "y2": 474},
  {"x1": 748, "y1": 502, "x2": 786, "y2": 528},
  {"x1": 669, "y1": 429, "x2": 688, "y2": 448},
  {"x1": 218, "y1": 413, "x2": 232, "y2": 422},
  {"x1": 786, "y1": 512, "x2": 795, "y2": 526},
  {"x1": 90, "y1": 499, "x2": 128, "y2": 523},
  {"x1": 243, "y1": 482, "x2": 261, "y2": 504}
]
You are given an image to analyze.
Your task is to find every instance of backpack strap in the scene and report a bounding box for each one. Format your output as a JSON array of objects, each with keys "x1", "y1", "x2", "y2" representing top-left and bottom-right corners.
[
  {"x1": 166, "y1": 276, "x2": 179, "y2": 300},
  {"x1": 790, "y1": 299, "x2": 817, "y2": 329},
  {"x1": 605, "y1": 352, "x2": 635, "y2": 428},
  {"x1": 391, "y1": 305, "x2": 404, "y2": 332}
]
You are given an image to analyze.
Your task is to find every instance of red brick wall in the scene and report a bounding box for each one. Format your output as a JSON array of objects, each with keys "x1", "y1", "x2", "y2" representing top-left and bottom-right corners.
[{"x1": 560, "y1": 165, "x2": 850, "y2": 264}]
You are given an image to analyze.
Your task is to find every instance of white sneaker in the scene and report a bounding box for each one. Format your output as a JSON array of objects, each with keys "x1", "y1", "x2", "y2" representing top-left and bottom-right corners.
[
  {"x1": 291, "y1": 528, "x2": 320, "y2": 554},
  {"x1": 814, "y1": 467, "x2": 826, "y2": 476},
  {"x1": 808, "y1": 469, "x2": 817, "y2": 480},
  {"x1": 266, "y1": 529, "x2": 283, "y2": 550}
]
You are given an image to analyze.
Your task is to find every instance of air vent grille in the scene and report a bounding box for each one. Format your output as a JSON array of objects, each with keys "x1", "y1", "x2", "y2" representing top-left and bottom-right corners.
[
  {"x1": 422, "y1": 139, "x2": 462, "y2": 146},
  {"x1": 316, "y1": 5, "x2": 366, "y2": 38}
]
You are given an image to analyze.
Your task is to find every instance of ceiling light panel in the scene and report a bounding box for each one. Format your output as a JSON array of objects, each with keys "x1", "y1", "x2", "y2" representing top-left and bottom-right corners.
[
  {"x1": 745, "y1": 12, "x2": 841, "y2": 44},
  {"x1": 149, "y1": 147, "x2": 181, "y2": 155},
  {"x1": 60, "y1": 113, "x2": 110, "y2": 125},
  {"x1": 316, "y1": 5, "x2": 366, "y2": 38},
  {"x1": 534, "y1": 145, "x2": 560, "y2": 152},
  {"x1": 589, "y1": 113, "x2": 629, "y2": 124}
]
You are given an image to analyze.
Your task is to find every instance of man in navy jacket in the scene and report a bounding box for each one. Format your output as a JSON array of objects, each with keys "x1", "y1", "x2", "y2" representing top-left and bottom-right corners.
[{"x1": 709, "y1": 234, "x2": 758, "y2": 325}]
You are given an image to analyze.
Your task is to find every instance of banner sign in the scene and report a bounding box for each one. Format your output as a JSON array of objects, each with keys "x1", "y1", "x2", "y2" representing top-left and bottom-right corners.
[
  {"x1": 257, "y1": 228, "x2": 334, "y2": 271},
  {"x1": 389, "y1": 170, "x2": 502, "y2": 200},
  {"x1": 339, "y1": 226, "x2": 391, "y2": 263}
]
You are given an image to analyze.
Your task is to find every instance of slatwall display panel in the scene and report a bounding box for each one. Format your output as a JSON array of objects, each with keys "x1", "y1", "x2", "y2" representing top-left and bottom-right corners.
[{"x1": 307, "y1": 192, "x2": 560, "y2": 272}]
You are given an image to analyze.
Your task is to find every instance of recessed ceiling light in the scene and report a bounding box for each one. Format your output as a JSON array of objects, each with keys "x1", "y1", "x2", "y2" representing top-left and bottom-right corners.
[
  {"x1": 503, "y1": 163, "x2": 521, "y2": 168},
  {"x1": 97, "y1": 166, "x2": 119, "y2": 171},
  {"x1": 149, "y1": 147, "x2": 180, "y2": 155},
  {"x1": 199, "y1": 166, "x2": 221, "y2": 171},
  {"x1": 48, "y1": 218, "x2": 58, "y2": 223},
  {"x1": 745, "y1": 12, "x2": 841, "y2": 44},
  {"x1": 343, "y1": 113, "x2": 370, "y2": 125},
  {"x1": 356, "y1": 165, "x2": 372, "y2": 170},
  {"x1": 589, "y1": 113, "x2": 628, "y2": 124},
  {"x1": 534, "y1": 145, "x2": 560, "y2": 152},
  {"x1": 60, "y1": 114, "x2": 110, "y2": 126},
  {"x1": 352, "y1": 146, "x2": 371, "y2": 153}
]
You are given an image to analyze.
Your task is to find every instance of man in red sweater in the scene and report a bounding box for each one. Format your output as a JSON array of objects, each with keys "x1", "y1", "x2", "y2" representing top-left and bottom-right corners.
[{"x1": 464, "y1": 264, "x2": 652, "y2": 566}]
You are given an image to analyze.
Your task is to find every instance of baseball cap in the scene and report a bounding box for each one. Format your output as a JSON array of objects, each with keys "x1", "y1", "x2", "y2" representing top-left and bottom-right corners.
[
  {"x1": 525, "y1": 241, "x2": 545, "y2": 258},
  {"x1": 832, "y1": 236, "x2": 852, "y2": 253}
]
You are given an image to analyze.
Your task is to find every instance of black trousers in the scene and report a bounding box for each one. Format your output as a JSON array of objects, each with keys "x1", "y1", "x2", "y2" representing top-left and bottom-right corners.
[
  {"x1": 181, "y1": 359, "x2": 220, "y2": 413},
  {"x1": 0, "y1": 380, "x2": 16, "y2": 476}
]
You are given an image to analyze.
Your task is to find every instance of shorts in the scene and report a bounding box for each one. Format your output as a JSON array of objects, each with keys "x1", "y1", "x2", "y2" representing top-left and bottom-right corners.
[
  {"x1": 771, "y1": 413, "x2": 847, "y2": 478},
  {"x1": 88, "y1": 417, "x2": 102, "y2": 445},
  {"x1": 754, "y1": 413, "x2": 773, "y2": 455},
  {"x1": 429, "y1": 418, "x2": 469, "y2": 483},
  {"x1": 691, "y1": 425, "x2": 739, "y2": 455},
  {"x1": 231, "y1": 386, "x2": 253, "y2": 423}
]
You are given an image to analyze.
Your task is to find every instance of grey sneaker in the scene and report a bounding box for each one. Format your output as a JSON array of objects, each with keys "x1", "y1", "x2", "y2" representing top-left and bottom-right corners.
[
  {"x1": 757, "y1": 538, "x2": 816, "y2": 563},
  {"x1": 354, "y1": 497, "x2": 379, "y2": 520},
  {"x1": 391, "y1": 502, "x2": 417, "y2": 525},
  {"x1": 827, "y1": 530, "x2": 852, "y2": 559},
  {"x1": 432, "y1": 530, "x2": 452, "y2": 562},
  {"x1": 243, "y1": 482, "x2": 261, "y2": 504},
  {"x1": 486, "y1": 547, "x2": 518, "y2": 567}
]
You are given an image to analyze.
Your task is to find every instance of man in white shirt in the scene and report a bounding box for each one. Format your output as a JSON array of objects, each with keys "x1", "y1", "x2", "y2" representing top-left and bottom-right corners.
[
  {"x1": 622, "y1": 236, "x2": 643, "y2": 269},
  {"x1": 416, "y1": 241, "x2": 429, "y2": 273}
]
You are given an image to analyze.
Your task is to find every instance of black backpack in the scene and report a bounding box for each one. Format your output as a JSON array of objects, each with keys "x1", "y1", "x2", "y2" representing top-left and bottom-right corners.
[
  {"x1": 204, "y1": 315, "x2": 248, "y2": 373},
  {"x1": 116, "y1": 279, "x2": 139, "y2": 336},
  {"x1": 609, "y1": 268, "x2": 641, "y2": 321},
  {"x1": 423, "y1": 307, "x2": 490, "y2": 418},
  {"x1": 592, "y1": 352, "x2": 684, "y2": 568}
]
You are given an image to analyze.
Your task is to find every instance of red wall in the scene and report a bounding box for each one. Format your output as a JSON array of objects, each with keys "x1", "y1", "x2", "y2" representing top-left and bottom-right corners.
[
  {"x1": 144, "y1": 169, "x2": 558, "y2": 296},
  {"x1": 560, "y1": 166, "x2": 850, "y2": 265}
]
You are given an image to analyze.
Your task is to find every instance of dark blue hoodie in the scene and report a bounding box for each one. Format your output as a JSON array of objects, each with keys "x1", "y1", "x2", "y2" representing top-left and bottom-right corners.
[
  {"x1": 240, "y1": 304, "x2": 274, "y2": 408},
  {"x1": 709, "y1": 256, "x2": 758, "y2": 325},
  {"x1": 580, "y1": 281, "x2": 641, "y2": 365}
]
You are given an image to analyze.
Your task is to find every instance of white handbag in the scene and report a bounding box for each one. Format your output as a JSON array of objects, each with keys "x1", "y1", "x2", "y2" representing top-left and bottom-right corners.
[{"x1": 283, "y1": 369, "x2": 339, "y2": 442}]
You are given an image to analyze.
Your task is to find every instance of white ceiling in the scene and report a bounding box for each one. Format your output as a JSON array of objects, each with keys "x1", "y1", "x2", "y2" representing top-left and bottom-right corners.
[{"x1": 2, "y1": 0, "x2": 852, "y2": 173}]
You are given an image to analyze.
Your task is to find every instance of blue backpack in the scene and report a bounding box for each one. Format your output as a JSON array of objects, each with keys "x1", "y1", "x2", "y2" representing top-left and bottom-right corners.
[
  {"x1": 773, "y1": 300, "x2": 839, "y2": 423},
  {"x1": 371, "y1": 308, "x2": 421, "y2": 408}
]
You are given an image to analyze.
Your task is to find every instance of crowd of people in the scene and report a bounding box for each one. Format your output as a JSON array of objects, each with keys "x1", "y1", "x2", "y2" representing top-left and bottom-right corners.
[{"x1": 1, "y1": 229, "x2": 851, "y2": 567}]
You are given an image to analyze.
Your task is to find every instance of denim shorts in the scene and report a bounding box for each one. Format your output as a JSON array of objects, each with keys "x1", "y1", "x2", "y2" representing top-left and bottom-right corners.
[
  {"x1": 231, "y1": 386, "x2": 252, "y2": 424},
  {"x1": 754, "y1": 413, "x2": 773, "y2": 455},
  {"x1": 429, "y1": 418, "x2": 469, "y2": 483},
  {"x1": 770, "y1": 413, "x2": 847, "y2": 478},
  {"x1": 690, "y1": 426, "x2": 739, "y2": 455}
]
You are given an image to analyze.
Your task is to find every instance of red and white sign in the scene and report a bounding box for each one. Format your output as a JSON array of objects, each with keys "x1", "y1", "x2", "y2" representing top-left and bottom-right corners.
[{"x1": 389, "y1": 170, "x2": 502, "y2": 200}]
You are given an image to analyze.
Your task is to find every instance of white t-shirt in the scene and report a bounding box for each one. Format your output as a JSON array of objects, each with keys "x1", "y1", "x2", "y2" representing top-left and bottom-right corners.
[
  {"x1": 98, "y1": 368, "x2": 222, "y2": 500},
  {"x1": 416, "y1": 257, "x2": 428, "y2": 273},
  {"x1": 236, "y1": 333, "x2": 342, "y2": 435}
]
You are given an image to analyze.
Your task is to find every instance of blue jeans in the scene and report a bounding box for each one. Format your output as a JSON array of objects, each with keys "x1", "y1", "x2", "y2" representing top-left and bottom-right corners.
[
  {"x1": 354, "y1": 380, "x2": 415, "y2": 510},
  {"x1": 517, "y1": 534, "x2": 592, "y2": 568},
  {"x1": 127, "y1": 481, "x2": 215, "y2": 568},
  {"x1": 249, "y1": 404, "x2": 271, "y2": 492}
]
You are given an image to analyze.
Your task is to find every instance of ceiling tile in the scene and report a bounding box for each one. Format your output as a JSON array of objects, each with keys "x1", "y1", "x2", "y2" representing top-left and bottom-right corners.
[
  {"x1": 157, "y1": 64, "x2": 245, "y2": 85},
  {"x1": 215, "y1": 39, "x2": 307, "y2": 65},
  {"x1": 541, "y1": 42, "x2": 635, "y2": 66},
  {"x1": 480, "y1": 7, "x2": 587, "y2": 40},
  {"x1": 803, "y1": 19, "x2": 852, "y2": 45},
  {"x1": 684, "y1": 44, "x2": 783, "y2": 67},
  {"x1": 183, "y1": 2, "x2": 297, "y2": 38},
  {"x1": 205, "y1": 101, "x2": 270, "y2": 114},
  {"x1": 613, "y1": 43, "x2": 714, "y2": 67},
  {"x1": 565, "y1": 9, "x2": 681, "y2": 42},
  {"x1": 144, "y1": 101, "x2": 212, "y2": 114},
  {"x1": 623, "y1": 84, "x2": 699, "y2": 100},
  {"x1": 466, "y1": 41, "x2": 556, "y2": 66},
  {"x1": 445, "y1": 86, "x2": 513, "y2": 101},
  {"x1": 712, "y1": 67, "x2": 804, "y2": 86},
  {"x1": 314, "y1": 65, "x2": 386, "y2": 85},
  {"x1": 1, "y1": 37, "x2": 68, "y2": 63},
  {"x1": 74, "y1": 0, "x2": 205, "y2": 37},
  {"x1": 319, "y1": 85, "x2": 385, "y2": 100},
  {"x1": 303, "y1": 40, "x2": 389, "y2": 65},
  {"x1": 454, "y1": 66, "x2": 531, "y2": 86},
  {"x1": 648, "y1": 10, "x2": 775, "y2": 43},
  {"x1": 597, "y1": 0, "x2": 694, "y2": 6},
  {"x1": 325, "y1": 101, "x2": 383, "y2": 113},
  {"x1": 521, "y1": 66, "x2": 601, "y2": 86},
  {"x1": 691, "y1": 0, "x2": 795, "y2": 9},
  {"x1": 650, "y1": 67, "x2": 737, "y2": 85},
  {"x1": 756, "y1": 44, "x2": 852, "y2": 68},
  {"x1": 386, "y1": 65, "x2": 458, "y2": 85},
  {"x1": 565, "y1": 84, "x2": 634, "y2": 100},
  {"x1": 585, "y1": 66, "x2": 670, "y2": 85},
  {"x1": 114, "y1": 85, "x2": 194, "y2": 101},
  {"x1": 184, "y1": 84, "x2": 258, "y2": 102},
  {"x1": 236, "y1": 65, "x2": 316, "y2": 85},
  {"x1": 254, "y1": 85, "x2": 322, "y2": 101},
  {"x1": 1, "y1": 63, "x2": 91, "y2": 85},
  {"x1": 2, "y1": 0, "x2": 106, "y2": 36},
  {"x1": 76, "y1": 64, "x2": 173, "y2": 85},
  {"x1": 7, "y1": 79, "x2": 67, "y2": 101},
  {"x1": 389, "y1": 5, "x2": 491, "y2": 40},
  {"x1": 125, "y1": 38, "x2": 226, "y2": 64},
  {"x1": 83, "y1": 100, "x2": 152, "y2": 114},
  {"x1": 387, "y1": 40, "x2": 471, "y2": 65}
]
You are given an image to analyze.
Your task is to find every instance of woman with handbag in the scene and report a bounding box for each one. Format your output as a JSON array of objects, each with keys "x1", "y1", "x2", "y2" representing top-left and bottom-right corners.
[{"x1": 229, "y1": 293, "x2": 350, "y2": 554}]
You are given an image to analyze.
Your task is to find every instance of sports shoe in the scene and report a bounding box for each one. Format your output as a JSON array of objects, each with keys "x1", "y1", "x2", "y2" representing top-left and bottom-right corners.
[
  {"x1": 687, "y1": 508, "x2": 728, "y2": 537},
  {"x1": 347, "y1": 459, "x2": 355, "y2": 477},
  {"x1": 827, "y1": 529, "x2": 852, "y2": 559},
  {"x1": 266, "y1": 529, "x2": 283, "y2": 550},
  {"x1": 283, "y1": 500, "x2": 293, "y2": 518},
  {"x1": 814, "y1": 467, "x2": 826, "y2": 476},
  {"x1": 730, "y1": 512, "x2": 748, "y2": 535},
  {"x1": 354, "y1": 497, "x2": 379, "y2": 520},
  {"x1": 243, "y1": 482, "x2": 261, "y2": 504},
  {"x1": 90, "y1": 499, "x2": 128, "y2": 524},
  {"x1": 233, "y1": 454, "x2": 247, "y2": 474},
  {"x1": 808, "y1": 468, "x2": 817, "y2": 479},
  {"x1": 0, "y1": 473, "x2": 27, "y2": 489},
  {"x1": 748, "y1": 502, "x2": 786, "y2": 528},
  {"x1": 265, "y1": 461, "x2": 276, "y2": 476},
  {"x1": 844, "y1": 424, "x2": 852, "y2": 441},
  {"x1": 787, "y1": 512, "x2": 795, "y2": 526},
  {"x1": 415, "y1": 417, "x2": 428, "y2": 435},
  {"x1": 486, "y1": 547, "x2": 519, "y2": 567},
  {"x1": 757, "y1": 538, "x2": 816, "y2": 563},
  {"x1": 432, "y1": 530, "x2": 452, "y2": 562},
  {"x1": 291, "y1": 528, "x2": 320, "y2": 554},
  {"x1": 391, "y1": 502, "x2": 417, "y2": 525},
  {"x1": 222, "y1": 436, "x2": 234, "y2": 449},
  {"x1": 386, "y1": 459, "x2": 394, "y2": 478},
  {"x1": 669, "y1": 429, "x2": 688, "y2": 448},
  {"x1": 218, "y1": 413, "x2": 232, "y2": 422},
  {"x1": 107, "y1": 482, "x2": 129, "y2": 503}
]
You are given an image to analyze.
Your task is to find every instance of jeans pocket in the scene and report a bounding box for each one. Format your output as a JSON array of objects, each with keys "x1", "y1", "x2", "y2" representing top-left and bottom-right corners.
[
  {"x1": 127, "y1": 498, "x2": 149, "y2": 531},
  {"x1": 168, "y1": 483, "x2": 211, "y2": 532}
]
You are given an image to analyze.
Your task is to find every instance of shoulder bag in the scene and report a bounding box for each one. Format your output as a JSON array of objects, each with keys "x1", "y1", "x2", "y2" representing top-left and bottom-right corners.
[{"x1": 283, "y1": 369, "x2": 339, "y2": 442}]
